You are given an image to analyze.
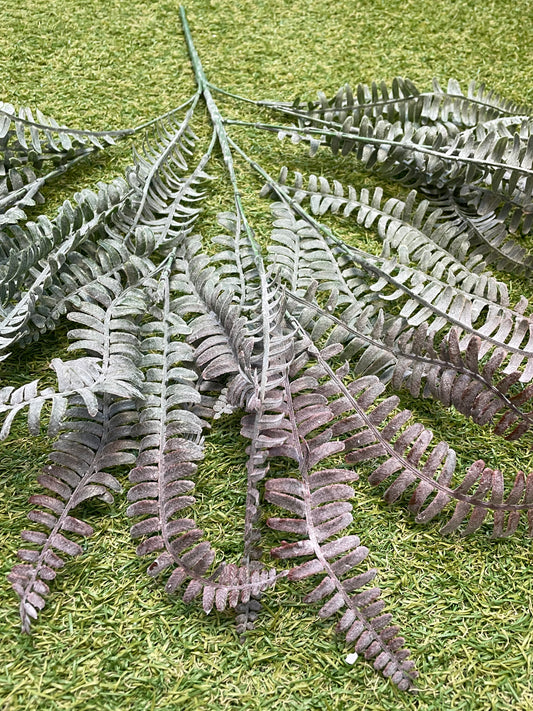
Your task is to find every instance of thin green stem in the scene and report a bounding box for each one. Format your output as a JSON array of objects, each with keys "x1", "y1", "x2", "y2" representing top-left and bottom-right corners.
[
  {"x1": 179, "y1": 5, "x2": 263, "y2": 267},
  {"x1": 209, "y1": 83, "x2": 264, "y2": 107},
  {"x1": 132, "y1": 96, "x2": 199, "y2": 132}
]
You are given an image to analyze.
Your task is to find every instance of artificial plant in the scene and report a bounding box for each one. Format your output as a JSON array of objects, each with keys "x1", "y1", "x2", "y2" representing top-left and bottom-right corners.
[{"x1": 2, "y1": 6, "x2": 533, "y2": 693}]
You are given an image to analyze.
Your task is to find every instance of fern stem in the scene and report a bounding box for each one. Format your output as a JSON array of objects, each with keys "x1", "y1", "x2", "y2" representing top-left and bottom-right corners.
[
  {"x1": 132, "y1": 96, "x2": 199, "y2": 133},
  {"x1": 179, "y1": 6, "x2": 263, "y2": 267},
  {"x1": 208, "y1": 83, "x2": 264, "y2": 107},
  {"x1": 180, "y1": 3, "x2": 275, "y2": 383}
]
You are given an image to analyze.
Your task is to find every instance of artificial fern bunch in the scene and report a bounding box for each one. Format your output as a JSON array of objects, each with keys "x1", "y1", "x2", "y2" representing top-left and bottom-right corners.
[{"x1": 3, "y1": 6, "x2": 533, "y2": 695}]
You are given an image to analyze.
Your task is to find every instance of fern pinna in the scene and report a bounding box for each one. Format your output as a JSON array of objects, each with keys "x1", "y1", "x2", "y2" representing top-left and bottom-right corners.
[{"x1": 2, "y1": 6, "x2": 533, "y2": 694}]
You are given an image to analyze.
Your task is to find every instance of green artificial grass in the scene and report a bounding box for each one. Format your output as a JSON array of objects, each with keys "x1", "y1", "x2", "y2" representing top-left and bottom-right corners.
[{"x1": 1, "y1": 0, "x2": 533, "y2": 709}]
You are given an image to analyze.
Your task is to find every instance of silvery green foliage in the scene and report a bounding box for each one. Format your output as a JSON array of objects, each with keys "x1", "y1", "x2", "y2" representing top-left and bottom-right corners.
[
  {"x1": 0, "y1": 101, "x2": 135, "y2": 221},
  {"x1": 3, "y1": 10, "x2": 533, "y2": 693}
]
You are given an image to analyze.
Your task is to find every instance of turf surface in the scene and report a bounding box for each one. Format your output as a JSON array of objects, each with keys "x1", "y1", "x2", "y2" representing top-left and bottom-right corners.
[{"x1": 0, "y1": 0, "x2": 533, "y2": 709}]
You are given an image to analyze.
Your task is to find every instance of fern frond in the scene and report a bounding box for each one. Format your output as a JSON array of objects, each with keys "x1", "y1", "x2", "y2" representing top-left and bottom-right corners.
[
  {"x1": 127, "y1": 260, "x2": 280, "y2": 619},
  {"x1": 0, "y1": 101, "x2": 131, "y2": 162},
  {"x1": 272, "y1": 169, "x2": 498, "y2": 281},
  {"x1": 234, "y1": 108, "x2": 533, "y2": 208},
  {"x1": 265, "y1": 325, "x2": 533, "y2": 680},
  {"x1": 391, "y1": 326, "x2": 533, "y2": 440},
  {"x1": 425, "y1": 187, "x2": 533, "y2": 272},
  {"x1": 0, "y1": 178, "x2": 132, "y2": 353},
  {"x1": 285, "y1": 285, "x2": 533, "y2": 439},
  {"x1": 276, "y1": 330, "x2": 533, "y2": 539},
  {"x1": 261, "y1": 77, "x2": 531, "y2": 132},
  {"x1": 174, "y1": 228, "x2": 286, "y2": 630},
  {"x1": 263, "y1": 340, "x2": 418, "y2": 691},
  {"x1": 168, "y1": 236, "x2": 255, "y2": 410},
  {"x1": 126, "y1": 264, "x2": 210, "y2": 584},
  {"x1": 8, "y1": 395, "x2": 138, "y2": 632},
  {"x1": 315, "y1": 354, "x2": 533, "y2": 537},
  {"x1": 239, "y1": 287, "x2": 294, "y2": 572},
  {"x1": 0, "y1": 269, "x2": 147, "y2": 441},
  {"x1": 118, "y1": 101, "x2": 208, "y2": 245}
]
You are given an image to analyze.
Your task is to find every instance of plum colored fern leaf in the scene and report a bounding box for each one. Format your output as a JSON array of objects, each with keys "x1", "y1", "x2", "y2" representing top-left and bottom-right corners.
[
  {"x1": 8, "y1": 395, "x2": 137, "y2": 632},
  {"x1": 261, "y1": 340, "x2": 417, "y2": 690}
]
